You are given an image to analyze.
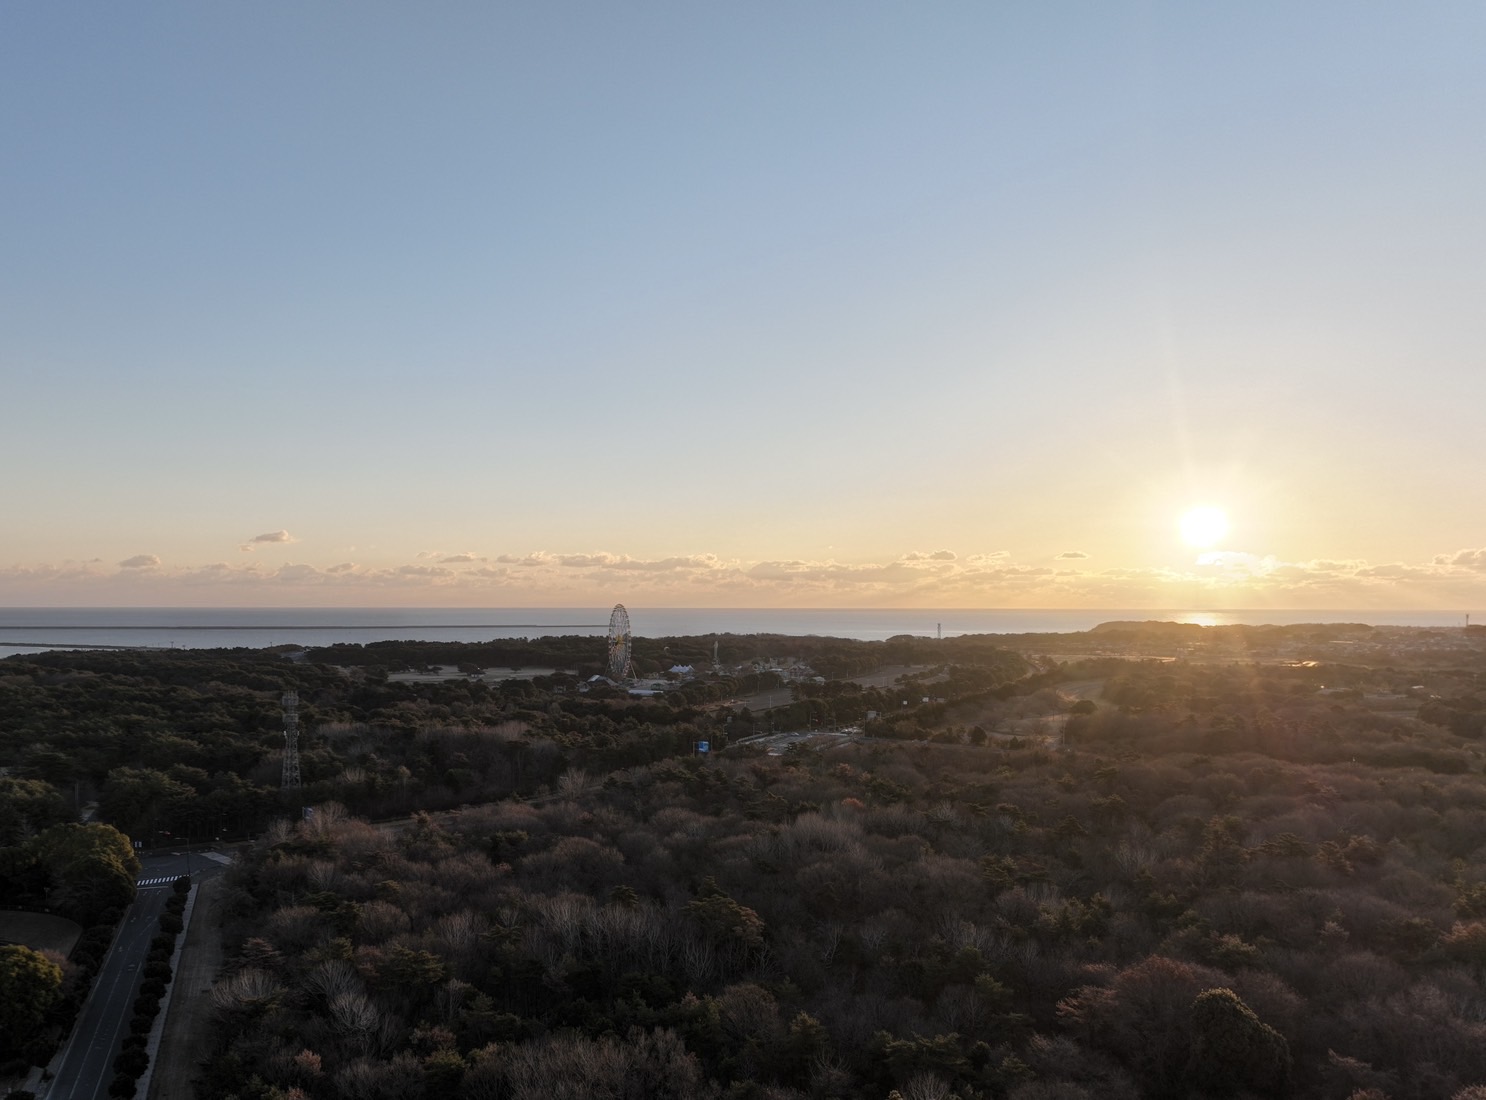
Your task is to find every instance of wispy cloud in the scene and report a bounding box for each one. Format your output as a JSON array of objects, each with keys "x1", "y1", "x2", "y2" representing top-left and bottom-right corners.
[{"x1": 118, "y1": 554, "x2": 160, "y2": 569}]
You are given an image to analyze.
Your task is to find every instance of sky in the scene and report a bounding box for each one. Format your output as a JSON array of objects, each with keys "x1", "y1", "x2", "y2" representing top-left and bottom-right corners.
[{"x1": 2, "y1": 3, "x2": 1484, "y2": 610}]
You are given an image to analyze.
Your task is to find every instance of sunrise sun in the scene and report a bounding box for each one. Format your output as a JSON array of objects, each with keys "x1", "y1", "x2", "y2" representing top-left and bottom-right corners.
[{"x1": 1179, "y1": 506, "x2": 1230, "y2": 548}]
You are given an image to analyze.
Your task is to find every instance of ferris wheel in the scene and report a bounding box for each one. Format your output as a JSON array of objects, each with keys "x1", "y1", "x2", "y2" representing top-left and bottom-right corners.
[{"x1": 607, "y1": 604, "x2": 634, "y2": 681}]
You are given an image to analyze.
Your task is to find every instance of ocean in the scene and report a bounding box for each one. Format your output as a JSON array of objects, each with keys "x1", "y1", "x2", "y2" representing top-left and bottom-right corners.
[{"x1": 0, "y1": 606, "x2": 1474, "y2": 660}]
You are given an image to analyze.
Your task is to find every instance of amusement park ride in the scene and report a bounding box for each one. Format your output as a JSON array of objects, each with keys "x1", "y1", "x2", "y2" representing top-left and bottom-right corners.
[{"x1": 607, "y1": 603, "x2": 635, "y2": 681}]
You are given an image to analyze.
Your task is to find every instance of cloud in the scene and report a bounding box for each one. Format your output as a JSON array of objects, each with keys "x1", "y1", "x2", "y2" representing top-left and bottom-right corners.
[
  {"x1": 0, "y1": 561, "x2": 111, "y2": 584},
  {"x1": 558, "y1": 553, "x2": 622, "y2": 568},
  {"x1": 249, "y1": 530, "x2": 295, "y2": 544},
  {"x1": 497, "y1": 552, "x2": 557, "y2": 567},
  {"x1": 56, "y1": 545, "x2": 1475, "y2": 607},
  {"x1": 274, "y1": 563, "x2": 320, "y2": 582},
  {"x1": 6, "y1": 541, "x2": 1486, "y2": 608},
  {"x1": 901, "y1": 549, "x2": 957, "y2": 562},
  {"x1": 612, "y1": 554, "x2": 725, "y2": 572},
  {"x1": 396, "y1": 564, "x2": 453, "y2": 578},
  {"x1": 551, "y1": 552, "x2": 726, "y2": 573},
  {"x1": 1196, "y1": 551, "x2": 1278, "y2": 574},
  {"x1": 1434, "y1": 548, "x2": 1486, "y2": 572}
]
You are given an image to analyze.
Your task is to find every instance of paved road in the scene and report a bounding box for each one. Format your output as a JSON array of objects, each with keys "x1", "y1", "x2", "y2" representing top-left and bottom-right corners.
[{"x1": 44, "y1": 850, "x2": 228, "y2": 1100}]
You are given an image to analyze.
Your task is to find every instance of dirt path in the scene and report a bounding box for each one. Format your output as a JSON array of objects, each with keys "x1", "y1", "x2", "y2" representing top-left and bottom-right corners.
[{"x1": 149, "y1": 874, "x2": 227, "y2": 1100}]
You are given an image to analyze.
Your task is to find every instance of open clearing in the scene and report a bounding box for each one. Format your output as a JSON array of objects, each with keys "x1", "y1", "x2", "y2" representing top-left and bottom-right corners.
[
  {"x1": 387, "y1": 664, "x2": 564, "y2": 683},
  {"x1": 0, "y1": 910, "x2": 82, "y2": 955}
]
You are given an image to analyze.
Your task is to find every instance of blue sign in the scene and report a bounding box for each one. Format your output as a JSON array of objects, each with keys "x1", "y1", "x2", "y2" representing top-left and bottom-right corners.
[{"x1": 697, "y1": 741, "x2": 710, "y2": 754}]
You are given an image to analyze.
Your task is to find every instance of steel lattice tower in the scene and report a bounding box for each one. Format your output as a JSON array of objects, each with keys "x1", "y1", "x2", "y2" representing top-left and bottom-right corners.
[{"x1": 281, "y1": 691, "x2": 301, "y2": 792}]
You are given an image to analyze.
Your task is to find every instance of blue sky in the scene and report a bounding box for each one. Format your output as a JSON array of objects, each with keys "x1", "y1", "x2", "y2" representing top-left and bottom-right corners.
[{"x1": 3, "y1": 3, "x2": 1484, "y2": 608}]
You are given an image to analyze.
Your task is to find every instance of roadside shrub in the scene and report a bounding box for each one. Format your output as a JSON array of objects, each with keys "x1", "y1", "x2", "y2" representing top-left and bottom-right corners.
[
  {"x1": 158, "y1": 913, "x2": 183, "y2": 936},
  {"x1": 22, "y1": 1036, "x2": 60, "y2": 1069},
  {"x1": 150, "y1": 933, "x2": 175, "y2": 953},
  {"x1": 78, "y1": 926, "x2": 116, "y2": 954},
  {"x1": 47, "y1": 991, "x2": 82, "y2": 1022},
  {"x1": 132, "y1": 995, "x2": 160, "y2": 1020},
  {"x1": 144, "y1": 960, "x2": 172, "y2": 982},
  {"x1": 164, "y1": 894, "x2": 186, "y2": 916},
  {"x1": 121, "y1": 1032, "x2": 148, "y2": 1051},
  {"x1": 139, "y1": 977, "x2": 167, "y2": 1000},
  {"x1": 172, "y1": 876, "x2": 192, "y2": 896},
  {"x1": 108, "y1": 1072, "x2": 138, "y2": 1098},
  {"x1": 114, "y1": 1047, "x2": 149, "y2": 1076},
  {"x1": 45, "y1": 1007, "x2": 80, "y2": 1044},
  {"x1": 128, "y1": 1014, "x2": 154, "y2": 1036}
]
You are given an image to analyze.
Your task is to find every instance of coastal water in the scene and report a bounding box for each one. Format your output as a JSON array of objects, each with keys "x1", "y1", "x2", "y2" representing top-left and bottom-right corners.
[{"x1": 0, "y1": 606, "x2": 1474, "y2": 660}]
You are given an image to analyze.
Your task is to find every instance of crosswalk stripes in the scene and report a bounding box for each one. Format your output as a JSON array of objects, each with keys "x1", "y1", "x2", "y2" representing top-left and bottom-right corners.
[{"x1": 135, "y1": 876, "x2": 186, "y2": 888}]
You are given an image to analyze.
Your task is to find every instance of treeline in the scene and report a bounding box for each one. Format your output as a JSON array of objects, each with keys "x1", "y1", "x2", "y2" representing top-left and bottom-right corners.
[
  {"x1": 0, "y1": 637, "x2": 1030, "y2": 845},
  {"x1": 11, "y1": 633, "x2": 1486, "y2": 1096},
  {"x1": 1071, "y1": 661, "x2": 1485, "y2": 775},
  {"x1": 0, "y1": 646, "x2": 718, "y2": 837},
  {"x1": 6, "y1": 639, "x2": 1468, "y2": 852},
  {"x1": 303, "y1": 630, "x2": 1029, "y2": 682},
  {"x1": 0, "y1": 649, "x2": 341, "y2": 841},
  {"x1": 0, "y1": 822, "x2": 138, "y2": 1072},
  {"x1": 1420, "y1": 695, "x2": 1486, "y2": 740},
  {"x1": 201, "y1": 714, "x2": 1486, "y2": 1100},
  {"x1": 990, "y1": 623, "x2": 1486, "y2": 674},
  {"x1": 1, "y1": 822, "x2": 139, "y2": 926}
]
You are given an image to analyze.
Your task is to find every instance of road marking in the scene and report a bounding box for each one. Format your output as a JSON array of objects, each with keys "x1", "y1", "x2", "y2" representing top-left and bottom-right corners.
[{"x1": 136, "y1": 876, "x2": 183, "y2": 888}]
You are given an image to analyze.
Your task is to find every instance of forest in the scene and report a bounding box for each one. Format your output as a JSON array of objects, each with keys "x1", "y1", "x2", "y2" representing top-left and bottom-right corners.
[
  {"x1": 0, "y1": 634, "x2": 1031, "y2": 844},
  {"x1": 3, "y1": 625, "x2": 1486, "y2": 1098}
]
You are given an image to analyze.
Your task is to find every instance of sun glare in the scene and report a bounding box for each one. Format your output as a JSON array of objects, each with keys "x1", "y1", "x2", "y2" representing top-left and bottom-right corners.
[{"x1": 1179, "y1": 506, "x2": 1230, "y2": 548}]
